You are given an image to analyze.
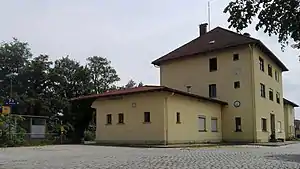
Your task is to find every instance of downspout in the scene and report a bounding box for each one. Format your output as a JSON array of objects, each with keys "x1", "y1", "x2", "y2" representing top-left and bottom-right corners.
[
  {"x1": 164, "y1": 92, "x2": 175, "y2": 145},
  {"x1": 249, "y1": 44, "x2": 257, "y2": 142}
]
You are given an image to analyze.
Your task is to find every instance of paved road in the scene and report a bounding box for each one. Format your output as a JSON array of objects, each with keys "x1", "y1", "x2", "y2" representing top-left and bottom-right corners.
[{"x1": 1, "y1": 144, "x2": 300, "y2": 169}]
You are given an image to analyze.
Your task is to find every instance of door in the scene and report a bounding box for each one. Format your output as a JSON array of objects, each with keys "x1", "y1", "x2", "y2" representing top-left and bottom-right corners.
[{"x1": 270, "y1": 114, "x2": 275, "y2": 140}]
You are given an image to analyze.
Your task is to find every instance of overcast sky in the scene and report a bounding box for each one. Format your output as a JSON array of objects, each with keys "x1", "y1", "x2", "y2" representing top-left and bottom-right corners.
[{"x1": 1, "y1": 0, "x2": 299, "y2": 118}]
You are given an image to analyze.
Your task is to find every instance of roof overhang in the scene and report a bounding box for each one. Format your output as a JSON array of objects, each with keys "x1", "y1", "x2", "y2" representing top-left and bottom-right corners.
[{"x1": 284, "y1": 98, "x2": 299, "y2": 107}]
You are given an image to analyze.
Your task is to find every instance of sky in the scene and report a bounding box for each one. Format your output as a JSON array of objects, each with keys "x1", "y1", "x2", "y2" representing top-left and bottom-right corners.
[{"x1": 1, "y1": 0, "x2": 299, "y2": 118}]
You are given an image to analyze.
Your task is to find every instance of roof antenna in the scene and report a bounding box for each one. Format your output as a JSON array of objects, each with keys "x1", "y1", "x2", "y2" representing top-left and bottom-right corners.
[{"x1": 208, "y1": 1, "x2": 211, "y2": 31}]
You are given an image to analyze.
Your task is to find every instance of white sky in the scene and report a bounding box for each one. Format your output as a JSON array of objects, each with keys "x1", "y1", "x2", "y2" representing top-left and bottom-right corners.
[{"x1": 1, "y1": 0, "x2": 299, "y2": 118}]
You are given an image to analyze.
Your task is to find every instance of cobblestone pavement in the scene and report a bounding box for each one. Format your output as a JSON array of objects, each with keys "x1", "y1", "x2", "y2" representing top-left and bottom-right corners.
[{"x1": 1, "y1": 143, "x2": 300, "y2": 169}]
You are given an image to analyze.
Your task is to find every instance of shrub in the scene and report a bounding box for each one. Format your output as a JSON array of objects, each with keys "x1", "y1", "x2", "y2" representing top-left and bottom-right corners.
[{"x1": 84, "y1": 130, "x2": 95, "y2": 141}]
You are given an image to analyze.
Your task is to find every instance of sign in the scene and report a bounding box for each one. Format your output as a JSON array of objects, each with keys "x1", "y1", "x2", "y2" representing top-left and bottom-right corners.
[
  {"x1": 5, "y1": 98, "x2": 19, "y2": 106},
  {"x1": 2, "y1": 106, "x2": 11, "y2": 115}
]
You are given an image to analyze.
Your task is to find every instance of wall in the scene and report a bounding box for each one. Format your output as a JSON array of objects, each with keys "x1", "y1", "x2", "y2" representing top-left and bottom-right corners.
[
  {"x1": 284, "y1": 104, "x2": 295, "y2": 139},
  {"x1": 252, "y1": 47, "x2": 285, "y2": 142},
  {"x1": 160, "y1": 46, "x2": 255, "y2": 142},
  {"x1": 166, "y1": 94, "x2": 222, "y2": 143},
  {"x1": 92, "y1": 92, "x2": 165, "y2": 145}
]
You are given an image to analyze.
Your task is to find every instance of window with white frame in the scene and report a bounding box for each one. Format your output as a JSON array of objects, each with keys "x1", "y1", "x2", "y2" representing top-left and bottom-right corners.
[
  {"x1": 211, "y1": 118, "x2": 218, "y2": 132},
  {"x1": 277, "y1": 121, "x2": 282, "y2": 132},
  {"x1": 198, "y1": 116, "x2": 206, "y2": 132}
]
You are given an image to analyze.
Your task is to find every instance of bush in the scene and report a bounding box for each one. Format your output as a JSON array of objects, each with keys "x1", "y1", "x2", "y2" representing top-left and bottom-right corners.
[
  {"x1": 84, "y1": 130, "x2": 95, "y2": 141},
  {"x1": 0, "y1": 115, "x2": 26, "y2": 147}
]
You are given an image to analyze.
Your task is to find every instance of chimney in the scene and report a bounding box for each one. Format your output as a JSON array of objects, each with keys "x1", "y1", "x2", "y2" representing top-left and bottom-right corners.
[
  {"x1": 199, "y1": 23, "x2": 208, "y2": 36},
  {"x1": 186, "y1": 85, "x2": 192, "y2": 93}
]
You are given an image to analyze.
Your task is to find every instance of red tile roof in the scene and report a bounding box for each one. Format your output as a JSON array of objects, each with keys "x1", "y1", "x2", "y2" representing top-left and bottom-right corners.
[
  {"x1": 71, "y1": 85, "x2": 227, "y2": 105},
  {"x1": 152, "y1": 27, "x2": 288, "y2": 71}
]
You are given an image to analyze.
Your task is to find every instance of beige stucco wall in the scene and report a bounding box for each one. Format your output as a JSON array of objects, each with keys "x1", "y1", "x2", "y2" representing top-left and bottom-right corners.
[
  {"x1": 160, "y1": 46, "x2": 255, "y2": 142},
  {"x1": 252, "y1": 47, "x2": 285, "y2": 142},
  {"x1": 166, "y1": 94, "x2": 222, "y2": 144},
  {"x1": 284, "y1": 104, "x2": 295, "y2": 139},
  {"x1": 92, "y1": 92, "x2": 166, "y2": 145}
]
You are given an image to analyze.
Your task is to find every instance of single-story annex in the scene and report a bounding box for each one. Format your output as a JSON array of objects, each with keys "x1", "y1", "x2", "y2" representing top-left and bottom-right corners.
[{"x1": 73, "y1": 85, "x2": 227, "y2": 145}]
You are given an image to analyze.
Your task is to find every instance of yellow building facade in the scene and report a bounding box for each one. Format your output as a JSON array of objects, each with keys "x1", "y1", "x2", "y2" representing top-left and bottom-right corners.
[
  {"x1": 74, "y1": 24, "x2": 298, "y2": 144},
  {"x1": 283, "y1": 98, "x2": 299, "y2": 139},
  {"x1": 91, "y1": 87, "x2": 226, "y2": 145}
]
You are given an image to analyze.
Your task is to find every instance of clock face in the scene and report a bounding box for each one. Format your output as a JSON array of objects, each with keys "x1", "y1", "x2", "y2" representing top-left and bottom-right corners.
[{"x1": 233, "y1": 101, "x2": 241, "y2": 107}]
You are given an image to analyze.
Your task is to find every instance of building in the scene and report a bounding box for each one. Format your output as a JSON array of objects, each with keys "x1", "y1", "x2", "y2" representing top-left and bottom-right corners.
[
  {"x1": 87, "y1": 86, "x2": 227, "y2": 145},
  {"x1": 73, "y1": 24, "x2": 298, "y2": 144},
  {"x1": 283, "y1": 98, "x2": 299, "y2": 139},
  {"x1": 295, "y1": 120, "x2": 300, "y2": 138}
]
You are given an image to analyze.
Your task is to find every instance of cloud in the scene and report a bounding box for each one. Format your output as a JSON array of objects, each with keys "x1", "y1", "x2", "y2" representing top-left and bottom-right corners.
[{"x1": 1, "y1": 0, "x2": 299, "y2": 118}]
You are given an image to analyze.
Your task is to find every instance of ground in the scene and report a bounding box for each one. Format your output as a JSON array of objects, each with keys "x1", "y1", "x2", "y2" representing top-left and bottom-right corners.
[{"x1": 1, "y1": 144, "x2": 300, "y2": 169}]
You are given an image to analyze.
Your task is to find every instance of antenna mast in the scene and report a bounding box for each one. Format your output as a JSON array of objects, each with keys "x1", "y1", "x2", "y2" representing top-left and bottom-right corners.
[{"x1": 208, "y1": 1, "x2": 211, "y2": 31}]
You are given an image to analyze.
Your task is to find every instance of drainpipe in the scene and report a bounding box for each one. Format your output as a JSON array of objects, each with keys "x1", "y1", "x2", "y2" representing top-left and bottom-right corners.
[
  {"x1": 249, "y1": 44, "x2": 257, "y2": 142},
  {"x1": 164, "y1": 92, "x2": 175, "y2": 145}
]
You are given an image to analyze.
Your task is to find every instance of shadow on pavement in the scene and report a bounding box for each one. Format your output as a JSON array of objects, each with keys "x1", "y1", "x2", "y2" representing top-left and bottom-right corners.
[{"x1": 265, "y1": 154, "x2": 300, "y2": 163}]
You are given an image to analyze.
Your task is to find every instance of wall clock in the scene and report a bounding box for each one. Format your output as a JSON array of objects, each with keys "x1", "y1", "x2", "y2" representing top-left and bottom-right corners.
[{"x1": 233, "y1": 100, "x2": 241, "y2": 108}]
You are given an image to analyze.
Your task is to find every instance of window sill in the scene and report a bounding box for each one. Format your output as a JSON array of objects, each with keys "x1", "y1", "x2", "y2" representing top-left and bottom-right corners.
[
  {"x1": 176, "y1": 122, "x2": 181, "y2": 124},
  {"x1": 235, "y1": 130, "x2": 242, "y2": 132},
  {"x1": 198, "y1": 130, "x2": 207, "y2": 132},
  {"x1": 143, "y1": 122, "x2": 151, "y2": 124},
  {"x1": 117, "y1": 123, "x2": 125, "y2": 125},
  {"x1": 262, "y1": 130, "x2": 268, "y2": 132}
]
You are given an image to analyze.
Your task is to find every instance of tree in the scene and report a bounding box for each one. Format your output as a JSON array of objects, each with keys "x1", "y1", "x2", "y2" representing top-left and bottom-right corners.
[
  {"x1": 87, "y1": 56, "x2": 120, "y2": 94},
  {"x1": 0, "y1": 38, "x2": 32, "y2": 100},
  {"x1": 224, "y1": 0, "x2": 300, "y2": 51},
  {"x1": 125, "y1": 79, "x2": 136, "y2": 88},
  {"x1": 137, "y1": 82, "x2": 144, "y2": 87},
  {"x1": 119, "y1": 79, "x2": 144, "y2": 89}
]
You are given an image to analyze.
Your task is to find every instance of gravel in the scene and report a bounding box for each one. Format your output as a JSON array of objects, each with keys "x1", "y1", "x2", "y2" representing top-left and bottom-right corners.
[{"x1": 1, "y1": 143, "x2": 300, "y2": 169}]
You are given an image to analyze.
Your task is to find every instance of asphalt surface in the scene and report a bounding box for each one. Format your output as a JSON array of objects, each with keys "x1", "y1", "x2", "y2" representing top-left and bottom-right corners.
[{"x1": 1, "y1": 143, "x2": 300, "y2": 169}]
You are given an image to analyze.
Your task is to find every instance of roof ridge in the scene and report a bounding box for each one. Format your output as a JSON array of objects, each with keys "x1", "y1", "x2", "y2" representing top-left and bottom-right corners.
[{"x1": 215, "y1": 26, "x2": 259, "y2": 42}]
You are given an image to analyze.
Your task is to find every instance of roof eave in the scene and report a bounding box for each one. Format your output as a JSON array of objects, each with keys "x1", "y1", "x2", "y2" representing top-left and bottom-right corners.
[{"x1": 255, "y1": 41, "x2": 289, "y2": 72}]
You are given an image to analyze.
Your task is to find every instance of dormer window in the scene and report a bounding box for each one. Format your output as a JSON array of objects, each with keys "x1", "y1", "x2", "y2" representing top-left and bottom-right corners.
[{"x1": 209, "y1": 40, "x2": 215, "y2": 44}]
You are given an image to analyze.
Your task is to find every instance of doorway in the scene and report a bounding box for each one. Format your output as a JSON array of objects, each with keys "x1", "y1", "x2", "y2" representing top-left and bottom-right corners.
[{"x1": 270, "y1": 113, "x2": 276, "y2": 141}]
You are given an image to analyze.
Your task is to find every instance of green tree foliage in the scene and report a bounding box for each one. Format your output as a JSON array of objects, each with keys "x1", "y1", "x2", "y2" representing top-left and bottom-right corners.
[
  {"x1": 224, "y1": 0, "x2": 300, "y2": 50},
  {"x1": 0, "y1": 115, "x2": 26, "y2": 147},
  {"x1": 0, "y1": 39, "x2": 121, "y2": 143},
  {"x1": 119, "y1": 79, "x2": 144, "y2": 89},
  {"x1": 87, "y1": 56, "x2": 120, "y2": 94}
]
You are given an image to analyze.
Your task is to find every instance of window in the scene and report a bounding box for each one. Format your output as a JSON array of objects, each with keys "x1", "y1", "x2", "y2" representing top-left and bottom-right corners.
[
  {"x1": 275, "y1": 71, "x2": 279, "y2": 82},
  {"x1": 144, "y1": 112, "x2": 151, "y2": 123},
  {"x1": 269, "y1": 88, "x2": 274, "y2": 101},
  {"x1": 233, "y1": 54, "x2": 239, "y2": 61},
  {"x1": 276, "y1": 92, "x2": 280, "y2": 104},
  {"x1": 198, "y1": 116, "x2": 206, "y2": 132},
  {"x1": 260, "y1": 83, "x2": 266, "y2": 98},
  {"x1": 176, "y1": 112, "x2": 181, "y2": 124},
  {"x1": 211, "y1": 118, "x2": 218, "y2": 132},
  {"x1": 268, "y1": 64, "x2": 273, "y2": 77},
  {"x1": 106, "y1": 114, "x2": 112, "y2": 124},
  {"x1": 234, "y1": 81, "x2": 240, "y2": 89},
  {"x1": 32, "y1": 119, "x2": 46, "y2": 125},
  {"x1": 118, "y1": 113, "x2": 124, "y2": 124},
  {"x1": 261, "y1": 118, "x2": 267, "y2": 132},
  {"x1": 235, "y1": 117, "x2": 242, "y2": 132},
  {"x1": 209, "y1": 84, "x2": 217, "y2": 98},
  {"x1": 259, "y1": 57, "x2": 264, "y2": 71},
  {"x1": 209, "y1": 58, "x2": 217, "y2": 72},
  {"x1": 277, "y1": 121, "x2": 282, "y2": 132}
]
